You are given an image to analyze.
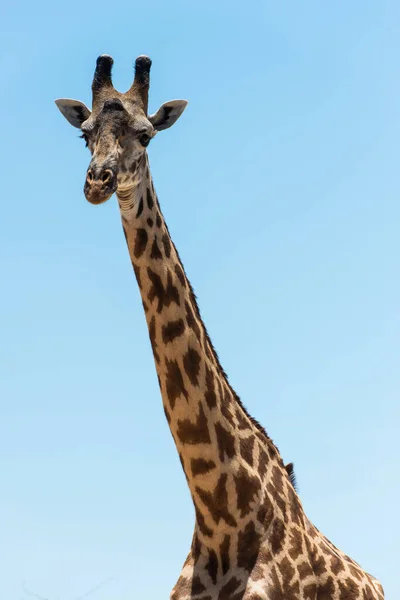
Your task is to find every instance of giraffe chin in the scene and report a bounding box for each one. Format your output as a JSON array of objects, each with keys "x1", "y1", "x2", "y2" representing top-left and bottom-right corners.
[{"x1": 84, "y1": 185, "x2": 116, "y2": 205}]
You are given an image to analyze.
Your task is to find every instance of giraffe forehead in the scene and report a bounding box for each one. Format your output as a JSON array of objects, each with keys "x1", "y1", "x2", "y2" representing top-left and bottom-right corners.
[{"x1": 83, "y1": 96, "x2": 151, "y2": 134}]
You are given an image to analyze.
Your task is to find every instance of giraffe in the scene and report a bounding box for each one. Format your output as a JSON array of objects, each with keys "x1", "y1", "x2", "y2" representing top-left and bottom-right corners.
[{"x1": 55, "y1": 55, "x2": 384, "y2": 600}]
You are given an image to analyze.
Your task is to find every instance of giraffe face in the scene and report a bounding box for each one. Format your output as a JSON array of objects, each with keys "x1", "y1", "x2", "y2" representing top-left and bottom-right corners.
[
  {"x1": 55, "y1": 55, "x2": 188, "y2": 205},
  {"x1": 79, "y1": 97, "x2": 154, "y2": 205}
]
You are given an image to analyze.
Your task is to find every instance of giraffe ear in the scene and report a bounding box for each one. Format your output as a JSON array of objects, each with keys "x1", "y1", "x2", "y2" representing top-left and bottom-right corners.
[
  {"x1": 55, "y1": 98, "x2": 91, "y2": 129},
  {"x1": 149, "y1": 100, "x2": 188, "y2": 131}
]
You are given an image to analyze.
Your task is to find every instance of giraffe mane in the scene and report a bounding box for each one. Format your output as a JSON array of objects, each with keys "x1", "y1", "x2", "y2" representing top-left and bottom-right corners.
[
  {"x1": 166, "y1": 218, "x2": 284, "y2": 462},
  {"x1": 285, "y1": 462, "x2": 298, "y2": 492}
]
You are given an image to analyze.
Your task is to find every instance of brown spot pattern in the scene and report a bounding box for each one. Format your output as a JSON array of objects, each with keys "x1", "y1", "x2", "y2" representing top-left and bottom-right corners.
[
  {"x1": 194, "y1": 501, "x2": 213, "y2": 537},
  {"x1": 191, "y1": 534, "x2": 201, "y2": 562},
  {"x1": 185, "y1": 299, "x2": 201, "y2": 341},
  {"x1": 304, "y1": 583, "x2": 317, "y2": 599},
  {"x1": 204, "y1": 365, "x2": 217, "y2": 409},
  {"x1": 214, "y1": 422, "x2": 235, "y2": 463},
  {"x1": 268, "y1": 566, "x2": 284, "y2": 600},
  {"x1": 288, "y1": 527, "x2": 304, "y2": 561},
  {"x1": 191, "y1": 576, "x2": 206, "y2": 595},
  {"x1": 175, "y1": 263, "x2": 186, "y2": 286},
  {"x1": 196, "y1": 474, "x2": 237, "y2": 528},
  {"x1": 183, "y1": 347, "x2": 201, "y2": 386},
  {"x1": 206, "y1": 549, "x2": 218, "y2": 585},
  {"x1": 240, "y1": 435, "x2": 255, "y2": 466},
  {"x1": 177, "y1": 404, "x2": 211, "y2": 445},
  {"x1": 219, "y1": 534, "x2": 230, "y2": 575},
  {"x1": 272, "y1": 465, "x2": 284, "y2": 495},
  {"x1": 279, "y1": 556, "x2": 295, "y2": 584},
  {"x1": 148, "y1": 316, "x2": 160, "y2": 363},
  {"x1": 252, "y1": 547, "x2": 274, "y2": 582},
  {"x1": 297, "y1": 560, "x2": 313, "y2": 579},
  {"x1": 165, "y1": 358, "x2": 188, "y2": 409},
  {"x1": 162, "y1": 319, "x2": 185, "y2": 344},
  {"x1": 338, "y1": 578, "x2": 360, "y2": 599},
  {"x1": 134, "y1": 228, "x2": 148, "y2": 258},
  {"x1": 268, "y1": 482, "x2": 287, "y2": 521},
  {"x1": 282, "y1": 579, "x2": 301, "y2": 600},
  {"x1": 136, "y1": 196, "x2": 143, "y2": 217},
  {"x1": 257, "y1": 493, "x2": 274, "y2": 525},
  {"x1": 162, "y1": 233, "x2": 172, "y2": 258},
  {"x1": 236, "y1": 408, "x2": 251, "y2": 430},
  {"x1": 220, "y1": 392, "x2": 236, "y2": 427},
  {"x1": 287, "y1": 486, "x2": 303, "y2": 526},
  {"x1": 150, "y1": 237, "x2": 162, "y2": 259},
  {"x1": 191, "y1": 458, "x2": 216, "y2": 477},
  {"x1": 147, "y1": 268, "x2": 180, "y2": 313},
  {"x1": 349, "y1": 565, "x2": 364, "y2": 581},
  {"x1": 146, "y1": 187, "x2": 154, "y2": 209},
  {"x1": 218, "y1": 577, "x2": 242, "y2": 600},
  {"x1": 268, "y1": 444, "x2": 278, "y2": 460},
  {"x1": 317, "y1": 576, "x2": 336, "y2": 600},
  {"x1": 258, "y1": 446, "x2": 269, "y2": 479},
  {"x1": 314, "y1": 554, "x2": 326, "y2": 577},
  {"x1": 270, "y1": 517, "x2": 286, "y2": 554},
  {"x1": 234, "y1": 468, "x2": 261, "y2": 518},
  {"x1": 237, "y1": 520, "x2": 261, "y2": 572}
]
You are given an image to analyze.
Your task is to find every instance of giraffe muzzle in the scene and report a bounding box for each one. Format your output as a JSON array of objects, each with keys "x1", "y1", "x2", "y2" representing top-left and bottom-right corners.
[{"x1": 84, "y1": 166, "x2": 117, "y2": 204}]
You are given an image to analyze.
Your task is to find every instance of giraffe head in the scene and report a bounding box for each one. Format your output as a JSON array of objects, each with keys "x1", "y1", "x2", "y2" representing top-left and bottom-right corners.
[{"x1": 55, "y1": 55, "x2": 187, "y2": 205}]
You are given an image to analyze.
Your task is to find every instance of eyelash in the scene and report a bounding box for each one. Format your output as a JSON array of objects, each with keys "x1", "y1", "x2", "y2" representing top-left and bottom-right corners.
[{"x1": 80, "y1": 133, "x2": 89, "y2": 147}]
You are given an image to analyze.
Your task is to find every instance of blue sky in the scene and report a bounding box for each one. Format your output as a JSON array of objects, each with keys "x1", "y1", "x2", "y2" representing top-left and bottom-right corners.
[{"x1": 1, "y1": 0, "x2": 399, "y2": 598}]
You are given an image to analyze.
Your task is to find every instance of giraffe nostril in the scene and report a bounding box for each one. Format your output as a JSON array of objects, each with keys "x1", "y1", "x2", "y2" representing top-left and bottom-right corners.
[
  {"x1": 86, "y1": 170, "x2": 94, "y2": 184},
  {"x1": 101, "y1": 169, "x2": 113, "y2": 185}
]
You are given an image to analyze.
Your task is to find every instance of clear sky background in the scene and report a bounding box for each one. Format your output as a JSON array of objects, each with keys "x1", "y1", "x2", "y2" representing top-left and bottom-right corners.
[{"x1": 1, "y1": 0, "x2": 399, "y2": 598}]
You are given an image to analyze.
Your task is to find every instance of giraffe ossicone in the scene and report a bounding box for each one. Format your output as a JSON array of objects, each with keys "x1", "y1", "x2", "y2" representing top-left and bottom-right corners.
[{"x1": 56, "y1": 55, "x2": 384, "y2": 600}]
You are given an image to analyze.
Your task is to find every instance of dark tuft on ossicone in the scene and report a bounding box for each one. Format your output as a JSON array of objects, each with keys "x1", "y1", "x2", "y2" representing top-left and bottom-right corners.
[
  {"x1": 92, "y1": 54, "x2": 114, "y2": 92},
  {"x1": 134, "y1": 55, "x2": 152, "y2": 85}
]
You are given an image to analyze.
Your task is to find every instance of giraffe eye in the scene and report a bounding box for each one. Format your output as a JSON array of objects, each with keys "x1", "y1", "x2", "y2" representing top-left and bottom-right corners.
[
  {"x1": 139, "y1": 133, "x2": 151, "y2": 147},
  {"x1": 80, "y1": 133, "x2": 89, "y2": 148}
]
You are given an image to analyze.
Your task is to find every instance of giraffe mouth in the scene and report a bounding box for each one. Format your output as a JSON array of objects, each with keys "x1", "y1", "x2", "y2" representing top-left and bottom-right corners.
[
  {"x1": 84, "y1": 168, "x2": 118, "y2": 204},
  {"x1": 84, "y1": 187, "x2": 116, "y2": 205}
]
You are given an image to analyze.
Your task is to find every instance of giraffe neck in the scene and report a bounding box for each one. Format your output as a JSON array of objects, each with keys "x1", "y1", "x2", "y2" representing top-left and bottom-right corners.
[{"x1": 117, "y1": 155, "x2": 297, "y2": 555}]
